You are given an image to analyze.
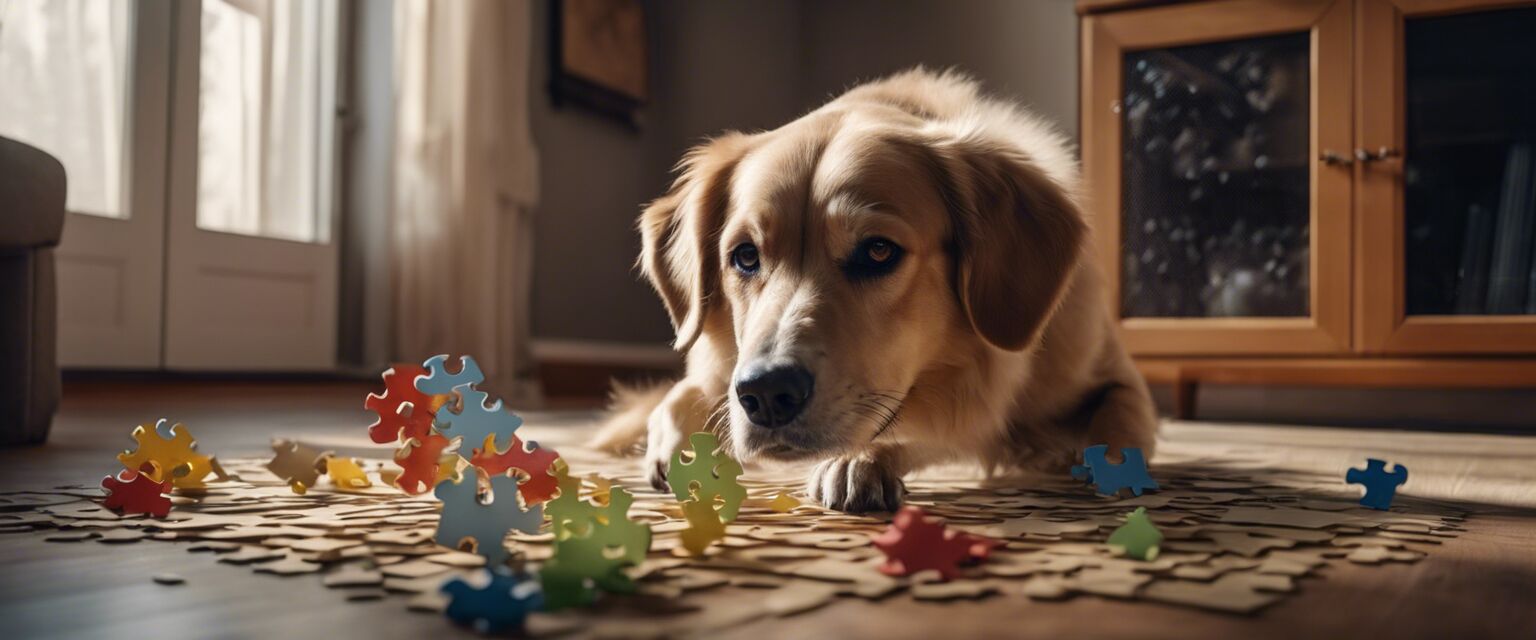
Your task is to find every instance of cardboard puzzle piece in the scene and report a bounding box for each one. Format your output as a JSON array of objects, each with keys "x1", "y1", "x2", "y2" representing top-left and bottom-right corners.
[
  {"x1": 668, "y1": 432, "x2": 747, "y2": 522},
  {"x1": 872, "y1": 506, "x2": 990, "y2": 581},
  {"x1": 541, "y1": 485, "x2": 654, "y2": 609},
  {"x1": 433, "y1": 386, "x2": 522, "y2": 457},
  {"x1": 326, "y1": 457, "x2": 373, "y2": 492},
  {"x1": 442, "y1": 570, "x2": 542, "y2": 634},
  {"x1": 118, "y1": 419, "x2": 212, "y2": 489},
  {"x1": 678, "y1": 498, "x2": 728, "y2": 557},
  {"x1": 394, "y1": 432, "x2": 455, "y2": 495},
  {"x1": 1345, "y1": 459, "x2": 1408, "y2": 511},
  {"x1": 770, "y1": 491, "x2": 802, "y2": 513},
  {"x1": 544, "y1": 463, "x2": 601, "y2": 541},
  {"x1": 1072, "y1": 445, "x2": 1159, "y2": 497},
  {"x1": 1107, "y1": 507, "x2": 1164, "y2": 561},
  {"x1": 434, "y1": 470, "x2": 542, "y2": 568},
  {"x1": 101, "y1": 469, "x2": 172, "y2": 517},
  {"x1": 416, "y1": 354, "x2": 486, "y2": 396},
  {"x1": 471, "y1": 435, "x2": 561, "y2": 506},
  {"x1": 364, "y1": 364, "x2": 439, "y2": 445},
  {"x1": 266, "y1": 438, "x2": 331, "y2": 494}
]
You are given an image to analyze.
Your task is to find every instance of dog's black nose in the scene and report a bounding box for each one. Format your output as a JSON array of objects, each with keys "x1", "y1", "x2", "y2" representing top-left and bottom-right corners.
[{"x1": 734, "y1": 363, "x2": 814, "y2": 428}]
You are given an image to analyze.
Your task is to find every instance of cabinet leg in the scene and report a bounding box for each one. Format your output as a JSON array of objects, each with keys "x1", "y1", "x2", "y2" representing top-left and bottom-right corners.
[{"x1": 1172, "y1": 378, "x2": 1198, "y2": 420}]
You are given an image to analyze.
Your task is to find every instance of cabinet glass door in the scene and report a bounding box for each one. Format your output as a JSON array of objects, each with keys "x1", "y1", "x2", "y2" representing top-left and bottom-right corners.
[
  {"x1": 1357, "y1": 0, "x2": 1536, "y2": 353},
  {"x1": 1083, "y1": 0, "x2": 1352, "y2": 355}
]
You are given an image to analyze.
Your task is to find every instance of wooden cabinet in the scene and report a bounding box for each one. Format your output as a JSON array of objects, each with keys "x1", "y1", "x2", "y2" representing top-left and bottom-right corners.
[{"x1": 1079, "y1": 0, "x2": 1536, "y2": 409}]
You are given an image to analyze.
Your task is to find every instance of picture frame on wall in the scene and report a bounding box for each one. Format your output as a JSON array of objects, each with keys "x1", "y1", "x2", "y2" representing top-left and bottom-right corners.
[{"x1": 549, "y1": 0, "x2": 648, "y2": 129}]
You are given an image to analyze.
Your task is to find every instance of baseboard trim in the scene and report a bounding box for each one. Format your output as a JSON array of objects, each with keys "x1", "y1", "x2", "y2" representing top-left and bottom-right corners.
[
  {"x1": 531, "y1": 338, "x2": 680, "y2": 368},
  {"x1": 532, "y1": 338, "x2": 682, "y2": 401}
]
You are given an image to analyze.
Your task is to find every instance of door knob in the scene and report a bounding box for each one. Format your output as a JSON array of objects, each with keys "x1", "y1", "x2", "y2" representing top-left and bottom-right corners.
[{"x1": 1355, "y1": 146, "x2": 1401, "y2": 163}]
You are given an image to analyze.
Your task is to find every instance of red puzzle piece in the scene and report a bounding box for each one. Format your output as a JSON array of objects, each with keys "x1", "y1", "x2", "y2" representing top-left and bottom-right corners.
[
  {"x1": 101, "y1": 469, "x2": 172, "y2": 517},
  {"x1": 470, "y1": 436, "x2": 561, "y2": 506},
  {"x1": 871, "y1": 506, "x2": 991, "y2": 581},
  {"x1": 365, "y1": 364, "x2": 437, "y2": 445},
  {"x1": 395, "y1": 432, "x2": 453, "y2": 495}
]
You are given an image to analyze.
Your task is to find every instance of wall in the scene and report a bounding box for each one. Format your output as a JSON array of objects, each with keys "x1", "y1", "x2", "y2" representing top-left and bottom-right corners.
[{"x1": 527, "y1": 0, "x2": 807, "y2": 347}]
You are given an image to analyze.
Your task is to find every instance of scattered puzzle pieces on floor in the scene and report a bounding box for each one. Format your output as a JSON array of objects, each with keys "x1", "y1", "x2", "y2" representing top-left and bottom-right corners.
[
  {"x1": 365, "y1": 364, "x2": 439, "y2": 445},
  {"x1": 1107, "y1": 507, "x2": 1163, "y2": 561},
  {"x1": 100, "y1": 469, "x2": 172, "y2": 517},
  {"x1": 442, "y1": 570, "x2": 542, "y2": 634},
  {"x1": 1346, "y1": 458, "x2": 1408, "y2": 511},
  {"x1": 118, "y1": 419, "x2": 213, "y2": 488},
  {"x1": 668, "y1": 431, "x2": 747, "y2": 522},
  {"x1": 1072, "y1": 444, "x2": 1159, "y2": 497},
  {"x1": 434, "y1": 469, "x2": 542, "y2": 567}
]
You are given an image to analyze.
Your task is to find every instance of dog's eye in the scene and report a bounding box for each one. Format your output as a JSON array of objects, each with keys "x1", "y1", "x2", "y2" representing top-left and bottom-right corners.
[
  {"x1": 731, "y1": 243, "x2": 760, "y2": 275},
  {"x1": 844, "y1": 237, "x2": 903, "y2": 280}
]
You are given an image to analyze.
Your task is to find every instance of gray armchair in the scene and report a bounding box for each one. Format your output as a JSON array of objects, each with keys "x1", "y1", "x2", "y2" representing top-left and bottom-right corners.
[{"x1": 0, "y1": 136, "x2": 65, "y2": 445}]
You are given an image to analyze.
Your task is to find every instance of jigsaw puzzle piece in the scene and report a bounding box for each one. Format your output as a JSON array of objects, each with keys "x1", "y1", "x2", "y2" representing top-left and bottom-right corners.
[
  {"x1": 433, "y1": 386, "x2": 522, "y2": 457},
  {"x1": 471, "y1": 435, "x2": 561, "y2": 506},
  {"x1": 1076, "y1": 444, "x2": 1159, "y2": 497},
  {"x1": 871, "y1": 506, "x2": 978, "y2": 581},
  {"x1": 1346, "y1": 458, "x2": 1408, "y2": 511},
  {"x1": 442, "y1": 569, "x2": 542, "y2": 634},
  {"x1": 435, "y1": 469, "x2": 542, "y2": 567},
  {"x1": 266, "y1": 438, "x2": 331, "y2": 494},
  {"x1": 541, "y1": 485, "x2": 654, "y2": 609},
  {"x1": 364, "y1": 363, "x2": 439, "y2": 445},
  {"x1": 101, "y1": 469, "x2": 172, "y2": 517},
  {"x1": 678, "y1": 498, "x2": 727, "y2": 556},
  {"x1": 394, "y1": 432, "x2": 454, "y2": 495},
  {"x1": 416, "y1": 354, "x2": 485, "y2": 396},
  {"x1": 1107, "y1": 506, "x2": 1164, "y2": 561},
  {"x1": 326, "y1": 457, "x2": 373, "y2": 492},
  {"x1": 118, "y1": 419, "x2": 213, "y2": 489},
  {"x1": 667, "y1": 431, "x2": 748, "y2": 522}
]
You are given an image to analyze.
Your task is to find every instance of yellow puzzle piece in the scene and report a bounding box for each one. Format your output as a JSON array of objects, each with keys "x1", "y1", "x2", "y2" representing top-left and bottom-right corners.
[
  {"x1": 327, "y1": 457, "x2": 373, "y2": 491},
  {"x1": 769, "y1": 491, "x2": 801, "y2": 513},
  {"x1": 118, "y1": 420, "x2": 213, "y2": 489},
  {"x1": 679, "y1": 499, "x2": 727, "y2": 556}
]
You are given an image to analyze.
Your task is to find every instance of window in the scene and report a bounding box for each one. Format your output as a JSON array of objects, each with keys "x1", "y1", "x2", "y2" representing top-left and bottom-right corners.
[
  {"x1": 0, "y1": 0, "x2": 133, "y2": 219},
  {"x1": 196, "y1": 0, "x2": 338, "y2": 243}
]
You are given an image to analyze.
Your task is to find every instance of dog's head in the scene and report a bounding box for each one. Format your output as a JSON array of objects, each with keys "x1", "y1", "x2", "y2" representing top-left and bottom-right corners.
[{"x1": 640, "y1": 97, "x2": 1086, "y2": 462}]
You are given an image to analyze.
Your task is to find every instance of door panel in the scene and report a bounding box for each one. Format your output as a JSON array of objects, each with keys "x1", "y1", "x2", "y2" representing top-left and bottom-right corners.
[{"x1": 1083, "y1": 0, "x2": 1353, "y2": 355}]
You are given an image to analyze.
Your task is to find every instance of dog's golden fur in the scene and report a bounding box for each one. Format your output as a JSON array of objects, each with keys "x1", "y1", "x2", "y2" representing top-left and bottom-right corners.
[{"x1": 593, "y1": 69, "x2": 1157, "y2": 512}]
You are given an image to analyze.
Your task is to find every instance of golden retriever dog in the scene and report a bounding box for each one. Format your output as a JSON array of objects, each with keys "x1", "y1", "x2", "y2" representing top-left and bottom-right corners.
[{"x1": 594, "y1": 68, "x2": 1157, "y2": 512}]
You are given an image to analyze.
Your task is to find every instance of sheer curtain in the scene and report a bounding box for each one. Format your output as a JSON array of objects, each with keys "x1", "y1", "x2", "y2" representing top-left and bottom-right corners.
[{"x1": 392, "y1": 0, "x2": 541, "y2": 403}]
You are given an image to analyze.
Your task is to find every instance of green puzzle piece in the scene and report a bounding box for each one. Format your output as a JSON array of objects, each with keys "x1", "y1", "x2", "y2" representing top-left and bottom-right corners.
[
  {"x1": 668, "y1": 432, "x2": 747, "y2": 522},
  {"x1": 1107, "y1": 506, "x2": 1164, "y2": 561},
  {"x1": 539, "y1": 472, "x2": 652, "y2": 610}
]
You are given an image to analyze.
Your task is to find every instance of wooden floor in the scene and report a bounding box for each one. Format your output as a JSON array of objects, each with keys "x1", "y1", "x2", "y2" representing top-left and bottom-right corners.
[{"x1": 2, "y1": 380, "x2": 1534, "y2": 639}]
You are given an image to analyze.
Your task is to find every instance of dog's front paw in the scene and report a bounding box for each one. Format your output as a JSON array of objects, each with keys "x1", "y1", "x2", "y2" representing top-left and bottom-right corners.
[{"x1": 806, "y1": 454, "x2": 905, "y2": 513}]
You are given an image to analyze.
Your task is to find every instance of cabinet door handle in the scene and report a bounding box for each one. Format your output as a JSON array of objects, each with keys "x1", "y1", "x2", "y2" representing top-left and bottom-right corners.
[
  {"x1": 1355, "y1": 146, "x2": 1401, "y2": 163},
  {"x1": 1319, "y1": 150, "x2": 1353, "y2": 166}
]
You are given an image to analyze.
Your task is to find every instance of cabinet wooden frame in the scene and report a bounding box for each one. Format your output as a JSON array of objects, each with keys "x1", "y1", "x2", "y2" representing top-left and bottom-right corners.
[
  {"x1": 1082, "y1": 0, "x2": 1355, "y2": 355},
  {"x1": 1354, "y1": 0, "x2": 1536, "y2": 354}
]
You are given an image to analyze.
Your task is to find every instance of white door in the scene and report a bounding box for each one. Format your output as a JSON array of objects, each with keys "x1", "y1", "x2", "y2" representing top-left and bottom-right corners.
[
  {"x1": 0, "y1": 0, "x2": 173, "y2": 368},
  {"x1": 161, "y1": 0, "x2": 341, "y2": 370}
]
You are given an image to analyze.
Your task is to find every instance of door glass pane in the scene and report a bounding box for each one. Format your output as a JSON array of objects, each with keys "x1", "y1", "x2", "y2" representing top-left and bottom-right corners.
[
  {"x1": 1121, "y1": 33, "x2": 1310, "y2": 318},
  {"x1": 197, "y1": 0, "x2": 334, "y2": 243},
  {"x1": 0, "y1": 0, "x2": 132, "y2": 219},
  {"x1": 1404, "y1": 8, "x2": 1536, "y2": 316}
]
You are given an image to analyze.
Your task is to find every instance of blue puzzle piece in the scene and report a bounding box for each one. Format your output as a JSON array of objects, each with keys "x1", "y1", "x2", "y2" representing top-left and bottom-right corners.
[
  {"x1": 442, "y1": 569, "x2": 542, "y2": 634},
  {"x1": 434, "y1": 385, "x2": 522, "y2": 455},
  {"x1": 416, "y1": 354, "x2": 486, "y2": 396},
  {"x1": 435, "y1": 471, "x2": 543, "y2": 567},
  {"x1": 1345, "y1": 458, "x2": 1408, "y2": 511},
  {"x1": 1072, "y1": 444, "x2": 1159, "y2": 497}
]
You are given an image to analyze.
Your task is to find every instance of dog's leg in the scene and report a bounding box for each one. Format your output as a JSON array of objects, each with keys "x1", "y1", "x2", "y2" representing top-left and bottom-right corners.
[
  {"x1": 1083, "y1": 380, "x2": 1159, "y2": 458},
  {"x1": 806, "y1": 446, "x2": 908, "y2": 513},
  {"x1": 643, "y1": 379, "x2": 725, "y2": 491}
]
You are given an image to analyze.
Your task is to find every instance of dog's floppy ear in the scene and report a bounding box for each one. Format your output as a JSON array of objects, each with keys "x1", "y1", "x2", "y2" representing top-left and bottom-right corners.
[
  {"x1": 936, "y1": 137, "x2": 1088, "y2": 351},
  {"x1": 639, "y1": 133, "x2": 752, "y2": 351}
]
